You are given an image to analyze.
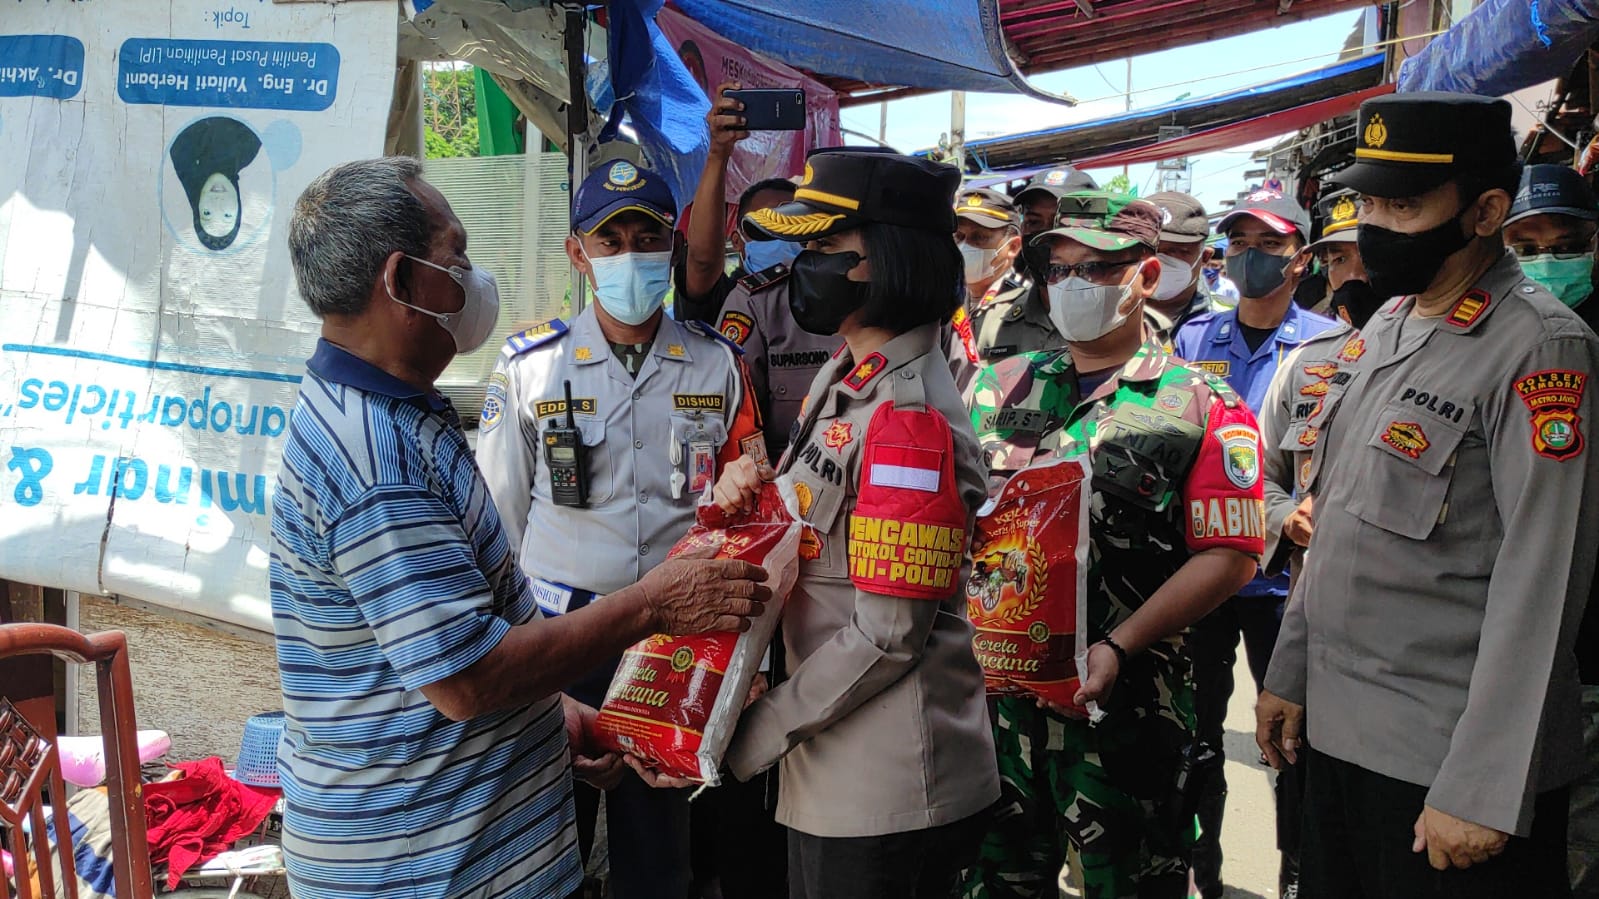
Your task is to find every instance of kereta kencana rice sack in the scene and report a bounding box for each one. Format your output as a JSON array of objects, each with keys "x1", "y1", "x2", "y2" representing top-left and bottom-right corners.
[
  {"x1": 593, "y1": 477, "x2": 802, "y2": 783},
  {"x1": 966, "y1": 455, "x2": 1092, "y2": 716}
]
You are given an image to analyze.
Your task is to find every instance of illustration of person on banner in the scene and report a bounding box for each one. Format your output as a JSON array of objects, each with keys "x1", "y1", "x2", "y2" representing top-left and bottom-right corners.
[
  {"x1": 961, "y1": 190, "x2": 1264, "y2": 899},
  {"x1": 684, "y1": 148, "x2": 999, "y2": 899}
]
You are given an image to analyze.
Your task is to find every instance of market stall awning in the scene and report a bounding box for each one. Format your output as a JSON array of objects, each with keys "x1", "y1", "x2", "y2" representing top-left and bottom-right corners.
[
  {"x1": 676, "y1": 0, "x2": 1377, "y2": 106},
  {"x1": 947, "y1": 53, "x2": 1386, "y2": 171},
  {"x1": 1398, "y1": 0, "x2": 1599, "y2": 96},
  {"x1": 671, "y1": 0, "x2": 1075, "y2": 103},
  {"x1": 1071, "y1": 79, "x2": 1393, "y2": 169}
]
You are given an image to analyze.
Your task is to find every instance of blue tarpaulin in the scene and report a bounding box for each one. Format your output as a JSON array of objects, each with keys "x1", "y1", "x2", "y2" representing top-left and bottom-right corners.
[
  {"x1": 672, "y1": 0, "x2": 1073, "y2": 103},
  {"x1": 604, "y1": 0, "x2": 710, "y2": 210},
  {"x1": 1398, "y1": 0, "x2": 1599, "y2": 95}
]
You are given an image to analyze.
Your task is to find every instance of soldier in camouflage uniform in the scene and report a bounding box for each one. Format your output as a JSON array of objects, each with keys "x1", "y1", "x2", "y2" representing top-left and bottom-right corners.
[{"x1": 961, "y1": 192, "x2": 1266, "y2": 899}]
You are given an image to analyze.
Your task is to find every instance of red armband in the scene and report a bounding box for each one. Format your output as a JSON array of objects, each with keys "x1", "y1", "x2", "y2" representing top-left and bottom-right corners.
[
  {"x1": 1183, "y1": 397, "x2": 1267, "y2": 556},
  {"x1": 847, "y1": 403, "x2": 969, "y2": 599}
]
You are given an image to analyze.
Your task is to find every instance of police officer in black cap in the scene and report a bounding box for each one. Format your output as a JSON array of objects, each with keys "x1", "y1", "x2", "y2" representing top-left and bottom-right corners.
[
  {"x1": 1504, "y1": 163, "x2": 1599, "y2": 895},
  {"x1": 1259, "y1": 91, "x2": 1599, "y2": 898},
  {"x1": 697, "y1": 147, "x2": 999, "y2": 899}
]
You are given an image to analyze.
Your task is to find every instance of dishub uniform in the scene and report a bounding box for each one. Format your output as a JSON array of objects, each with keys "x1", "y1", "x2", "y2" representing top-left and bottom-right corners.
[
  {"x1": 476, "y1": 306, "x2": 761, "y2": 899},
  {"x1": 714, "y1": 264, "x2": 843, "y2": 461},
  {"x1": 962, "y1": 341, "x2": 1266, "y2": 899}
]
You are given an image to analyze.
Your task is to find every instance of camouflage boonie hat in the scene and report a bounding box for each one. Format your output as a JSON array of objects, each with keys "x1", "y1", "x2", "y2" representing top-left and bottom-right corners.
[{"x1": 1034, "y1": 190, "x2": 1161, "y2": 253}]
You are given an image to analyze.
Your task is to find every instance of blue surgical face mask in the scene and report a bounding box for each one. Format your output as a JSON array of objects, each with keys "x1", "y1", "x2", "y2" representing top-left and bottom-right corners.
[
  {"x1": 585, "y1": 249, "x2": 673, "y2": 325},
  {"x1": 743, "y1": 238, "x2": 802, "y2": 274}
]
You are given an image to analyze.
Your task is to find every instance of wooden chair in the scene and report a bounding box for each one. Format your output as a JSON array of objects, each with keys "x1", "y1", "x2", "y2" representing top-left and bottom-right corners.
[{"x1": 0, "y1": 623, "x2": 154, "y2": 899}]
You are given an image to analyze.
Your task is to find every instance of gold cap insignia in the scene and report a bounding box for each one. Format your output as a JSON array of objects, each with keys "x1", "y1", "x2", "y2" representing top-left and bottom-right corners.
[
  {"x1": 1332, "y1": 196, "x2": 1356, "y2": 223},
  {"x1": 1364, "y1": 113, "x2": 1388, "y2": 150}
]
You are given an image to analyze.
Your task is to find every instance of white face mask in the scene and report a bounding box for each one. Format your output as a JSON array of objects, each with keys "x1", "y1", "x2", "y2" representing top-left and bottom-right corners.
[
  {"x1": 960, "y1": 243, "x2": 1001, "y2": 284},
  {"x1": 585, "y1": 249, "x2": 673, "y2": 326},
  {"x1": 1046, "y1": 263, "x2": 1143, "y2": 343},
  {"x1": 1153, "y1": 252, "x2": 1200, "y2": 302},
  {"x1": 387, "y1": 255, "x2": 502, "y2": 355}
]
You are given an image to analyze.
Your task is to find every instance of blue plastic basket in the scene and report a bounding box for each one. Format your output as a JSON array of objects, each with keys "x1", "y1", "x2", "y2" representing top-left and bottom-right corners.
[{"x1": 235, "y1": 711, "x2": 285, "y2": 788}]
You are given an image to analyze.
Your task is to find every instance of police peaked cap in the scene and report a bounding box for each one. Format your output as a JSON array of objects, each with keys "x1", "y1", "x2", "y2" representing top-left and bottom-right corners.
[
  {"x1": 744, "y1": 148, "x2": 962, "y2": 241},
  {"x1": 1333, "y1": 92, "x2": 1518, "y2": 199}
]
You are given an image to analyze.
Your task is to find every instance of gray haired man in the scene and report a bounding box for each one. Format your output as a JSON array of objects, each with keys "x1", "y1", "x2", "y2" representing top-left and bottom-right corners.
[{"x1": 270, "y1": 156, "x2": 770, "y2": 899}]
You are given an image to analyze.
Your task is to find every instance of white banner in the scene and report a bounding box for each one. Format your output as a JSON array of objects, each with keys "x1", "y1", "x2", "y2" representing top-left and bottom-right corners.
[{"x1": 0, "y1": 0, "x2": 396, "y2": 632}]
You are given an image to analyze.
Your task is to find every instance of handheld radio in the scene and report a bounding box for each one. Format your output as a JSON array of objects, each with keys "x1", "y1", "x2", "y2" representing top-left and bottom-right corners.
[{"x1": 544, "y1": 380, "x2": 588, "y2": 507}]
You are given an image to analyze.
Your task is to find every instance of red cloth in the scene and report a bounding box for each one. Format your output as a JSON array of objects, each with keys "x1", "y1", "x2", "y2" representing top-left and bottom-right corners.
[{"x1": 143, "y1": 756, "x2": 279, "y2": 888}]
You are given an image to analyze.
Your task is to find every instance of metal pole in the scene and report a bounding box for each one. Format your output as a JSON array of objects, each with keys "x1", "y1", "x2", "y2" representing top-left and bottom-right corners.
[
  {"x1": 1123, "y1": 58, "x2": 1132, "y2": 181},
  {"x1": 563, "y1": 3, "x2": 590, "y2": 314},
  {"x1": 950, "y1": 91, "x2": 967, "y2": 172},
  {"x1": 879, "y1": 101, "x2": 888, "y2": 145}
]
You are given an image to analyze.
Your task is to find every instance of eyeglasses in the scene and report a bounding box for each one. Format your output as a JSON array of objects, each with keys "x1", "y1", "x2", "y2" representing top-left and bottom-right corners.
[
  {"x1": 1511, "y1": 244, "x2": 1591, "y2": 259},
  {"x1": 1043, "y1": 260, "x2": 1137, "y2": 285}
]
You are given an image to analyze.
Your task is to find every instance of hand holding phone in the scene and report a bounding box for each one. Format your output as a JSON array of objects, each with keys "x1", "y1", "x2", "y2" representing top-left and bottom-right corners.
[{"x1": 723, "y1": 88, "x2": 806, "y2": 132}]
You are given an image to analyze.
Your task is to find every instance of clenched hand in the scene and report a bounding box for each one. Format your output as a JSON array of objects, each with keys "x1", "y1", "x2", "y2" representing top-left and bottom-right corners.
[
  {"x1": 712, "y1": 455, "x2": 776, "y2": 516},
  {"x1": 1414, "y1": 805, "x2": 1508, "y2": 871},
  {"x1": 1255, "y1": 689, "x2": 1304, "y2": 770}
]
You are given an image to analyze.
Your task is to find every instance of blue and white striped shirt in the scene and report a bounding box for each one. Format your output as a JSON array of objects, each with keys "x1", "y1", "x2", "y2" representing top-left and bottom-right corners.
[{"x1": 270, "y1": 340, "x2": 581, "y2": 899}]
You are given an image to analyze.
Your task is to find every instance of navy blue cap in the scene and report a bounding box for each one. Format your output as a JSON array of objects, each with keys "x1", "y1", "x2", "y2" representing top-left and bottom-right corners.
[
  {"x1": 1507, "y1": 164, "x2": 1598, "y2": 226},
  {"x1": 573, "y1": 159, "x2": 678, "y2": 234}
]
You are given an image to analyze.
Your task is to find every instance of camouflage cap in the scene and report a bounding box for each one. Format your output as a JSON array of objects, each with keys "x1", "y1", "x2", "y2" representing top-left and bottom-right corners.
[{"x1": 1033, "y1": 190, "x2": 1161, "y2": 252}]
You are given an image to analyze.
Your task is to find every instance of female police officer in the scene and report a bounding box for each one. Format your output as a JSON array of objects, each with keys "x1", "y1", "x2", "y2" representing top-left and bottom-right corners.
[{"x1": 699, "y1": 148, "x2": 999, "y2": 898}]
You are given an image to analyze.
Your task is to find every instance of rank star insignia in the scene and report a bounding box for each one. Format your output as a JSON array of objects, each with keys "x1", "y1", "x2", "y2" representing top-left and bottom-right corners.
[
  {"x1": 574, "y1": 346, "x2": 592, "y2": 361},
  {"x1": 822, "y1": 420, "x2": 854, "y2": 451},
  {"x1": 1338, "y1": 336, "x2": 1366, "y2": 363},
  {"x1": 1381, "y1": 421, "x2": 1430, "y2": 459},
  {"x1": 667, "y1": 344, "x2": 685, "y2": 357},
  {"x1": 844, "y1": 352, "x2": 888, "y2": 390}
]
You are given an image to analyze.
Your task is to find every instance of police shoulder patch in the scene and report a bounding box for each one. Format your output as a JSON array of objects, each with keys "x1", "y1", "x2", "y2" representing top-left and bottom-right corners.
[
  {"x1": 684, "y1": 319, "x2": 746, "y2": 356},
  {"x1": 506, "y1": 319, "x2": 569, "y2": 355},
  {"x1": 736, "y1": 263, "x2": 791, "y2": 293},
  {"x1": 719, "y1": 311, "x2": 756, "y2": 346}
]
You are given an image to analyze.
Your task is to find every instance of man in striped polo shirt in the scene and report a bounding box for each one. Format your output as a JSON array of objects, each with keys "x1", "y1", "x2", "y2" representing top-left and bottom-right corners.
[{"x1": 272, "y1": 157, "x2": 770, "y2": 899}]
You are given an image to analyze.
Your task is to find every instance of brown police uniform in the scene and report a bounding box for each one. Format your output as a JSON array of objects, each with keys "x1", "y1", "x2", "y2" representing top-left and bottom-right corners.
[
  {"x1": 725, "y1": 324, "x2": 999, "y2": 838},
  {"x1": 715, "y1": 264, "x2": 843, "y2": 461}
]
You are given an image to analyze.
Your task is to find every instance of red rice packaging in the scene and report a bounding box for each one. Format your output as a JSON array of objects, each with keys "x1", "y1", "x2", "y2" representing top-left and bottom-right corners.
[
  {"x1": 966, "y1": 456, "x2": 1092, "y2": 716},
  {"x1": 592, "y1": 478, "x2": 802, "y2": 783}
]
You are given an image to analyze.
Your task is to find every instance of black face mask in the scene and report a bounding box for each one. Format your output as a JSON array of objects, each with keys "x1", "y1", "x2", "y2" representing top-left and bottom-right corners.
[
  {"x1": 1356, "y1": 209, "x2": 1474, "y2": 299},
  {"x1": 1225, "y1": 248, "x2": 1292, "y2": 299},
  {"x1": 1329, "y1": 279, "x2": 1385, "y2": 329},
  {"x1": 789, "y1": 250, "x2": 871, "y2": 336}
]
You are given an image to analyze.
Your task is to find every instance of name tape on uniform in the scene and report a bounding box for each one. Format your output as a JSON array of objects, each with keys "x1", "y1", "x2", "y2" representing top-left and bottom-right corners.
[
  {"x1": 536, "y1": 398, "x2": 598, "y2": 418},
  {"x1": 673, "y1": 393, "x2": 726, "y2": 413}
]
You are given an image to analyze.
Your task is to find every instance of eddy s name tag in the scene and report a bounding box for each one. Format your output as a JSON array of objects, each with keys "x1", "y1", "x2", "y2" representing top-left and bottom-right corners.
[{"x1": 531, "y1": 577, "x2": 597, "y2": 617}]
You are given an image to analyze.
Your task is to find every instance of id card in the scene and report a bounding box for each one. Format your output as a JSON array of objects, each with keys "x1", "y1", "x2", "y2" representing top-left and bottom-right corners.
[{"x1": 689, "y1": 441, "x2": 716, "y2": 494}]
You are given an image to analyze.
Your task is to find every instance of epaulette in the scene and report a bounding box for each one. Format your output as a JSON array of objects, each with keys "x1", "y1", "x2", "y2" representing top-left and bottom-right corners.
[
  {"x1": 504, "y1": 319, "x2": 568, "y2": 355},
  {"x1": 737, "y1": 263, "x2": 791, "y2": 293},
  {"x1": 684, "y1": 319, "x2": 746, "y2": 356},
  {"x1": 1191, "y1": 366, "x2": 1242, "y2": 410}
]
